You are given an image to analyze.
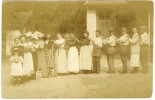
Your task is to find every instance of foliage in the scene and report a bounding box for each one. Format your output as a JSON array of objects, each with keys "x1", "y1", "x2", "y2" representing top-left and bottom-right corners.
[{"x1": 2, "y1": 1, "x2": 86, "y2": 37}]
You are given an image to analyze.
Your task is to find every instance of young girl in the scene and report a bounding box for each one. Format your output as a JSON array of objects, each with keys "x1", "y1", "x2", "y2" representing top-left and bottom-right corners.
[{"x1": 10, "y1": 47, "x2": 23, "y2": 86}]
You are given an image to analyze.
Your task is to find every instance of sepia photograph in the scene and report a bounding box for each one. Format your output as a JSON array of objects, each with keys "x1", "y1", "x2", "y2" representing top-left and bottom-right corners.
[{"x1": 1, "y1": 0, "x2": 154, "y2": 98}]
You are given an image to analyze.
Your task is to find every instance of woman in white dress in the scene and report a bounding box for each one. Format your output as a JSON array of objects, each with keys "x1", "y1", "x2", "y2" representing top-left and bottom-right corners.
[
  {"x1": 67, "y1": 33, "x2": 79, "y2": 73},
  {"x1": 54, "y1": 33, "x2": 68, "y2": 74},
  {"x1": 77, "y1": 31, "x2": 93, "y2": 74},
  {"x1": 129, "y1": 28, "x2": 140, "y2": 73},
  {"x1": 20, "y1": 35, "x2": 34, "y2": 79}
]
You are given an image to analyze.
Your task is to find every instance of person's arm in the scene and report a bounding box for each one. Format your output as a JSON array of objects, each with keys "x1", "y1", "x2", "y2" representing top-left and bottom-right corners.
[
  {"x1": 106, "y1": 38, "x2": 115, "y2": 44},
  {"x1": 130, "y1": 35, "x2": 139, "y2": 44},
  {"x1": 19, "y1": 56, "x2": 24, "y2": 63},
  {"x1": 119, "y1": 35, "x2": 128, "y2": 43},
  {"x1": 94, "y1": 38, "x2": 102, "y2": 48},
  {"x1": 54, "y1": 39, "x2": 65, "y2": 46},
  {"x1": 141, "y1": 34, "x2": 149, "y2": 44},
  {"x1": 10, "y1": 56, "x2": 14, "y2": 63}
]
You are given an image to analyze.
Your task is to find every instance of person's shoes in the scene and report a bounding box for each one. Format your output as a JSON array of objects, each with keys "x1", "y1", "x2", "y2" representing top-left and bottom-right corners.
[
  {"x1": 131, "y1": 67, "x2": 139, "y2": 73},
  {"x1": 107, "y1": 71, "x2": 115, "y2": 74},
  {"x1": 142, "y1": 70, "x2": 148, "y2": 73},
  {"x1": 119, "y1": 70, "x2": 127, "y2": 74}
]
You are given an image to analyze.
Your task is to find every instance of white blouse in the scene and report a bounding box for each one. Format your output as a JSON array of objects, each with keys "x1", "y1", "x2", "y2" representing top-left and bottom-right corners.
[{"x1": 54, "y1": 38, "x2": 65, "y2": 48}]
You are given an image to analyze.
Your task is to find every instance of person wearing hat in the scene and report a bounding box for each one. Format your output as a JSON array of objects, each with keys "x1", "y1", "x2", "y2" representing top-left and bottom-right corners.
[
  {"x1": 129, "y1": 28, "x2": 140, "y2": 73},
  {"x1": 20, "y1": 34, "x2": 34, "y2": 80},
  {"x1": 54, "y1": 33, "x2": 68, "y2": 74},
  {"x1": 44, "y1": 34, "x2": 54, "y2": 72},
  {"x1": 88, "y1": 30, "x2": 103, "y2": 74},
  {"x1": 117, "y1": 28, "x2": 130, "y2": 73},
  {"x1": 31, "y1": 34, "x2": 39, "y2": 79},
  {"x1": 140, "y1": 26, "x2": 149, "y2": 73},
  {"x1": 37, "y1": 35, "x2": 48, "y2": 77},
  {"x1": 103, "y1": 29, "x2": 117, "y2": 74},
  {"x1": 10, "y1": 47, "x2": 24, "y2": 85},
  {"x1": 77, "y1": 31, "x2": 92, "y2": 74},
  {"x1": 11, "y1": 37, "x2": 24, "y2": 56},
  {"x1": 67, "y1": 32, "x2": 80, "y2": 74}
]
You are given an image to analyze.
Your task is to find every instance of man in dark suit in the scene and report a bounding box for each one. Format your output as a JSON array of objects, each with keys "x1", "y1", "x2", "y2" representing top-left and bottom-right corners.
[
  {"x1": 118, "y1": 28, "x2": 130, "y2": 73},
  {"x1": 140, "y1": 26, "x2": 149, "y2": 73},
  {"x1": 89, "y1": 30, "x2": 103, "y2": 74},
  {"x1": 103, "y1": 29, "x2": 117, "y2": 74}
]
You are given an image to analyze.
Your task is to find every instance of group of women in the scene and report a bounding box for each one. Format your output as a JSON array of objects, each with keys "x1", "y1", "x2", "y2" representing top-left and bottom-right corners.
[{"x1": 10, "y1": 31, "x2": 94, "y2": 85}]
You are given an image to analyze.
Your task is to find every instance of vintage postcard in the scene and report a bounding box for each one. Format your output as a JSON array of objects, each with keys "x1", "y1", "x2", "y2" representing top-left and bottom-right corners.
[{"x1": 1, "y1": 0, "x2": 153, "y2": 98}]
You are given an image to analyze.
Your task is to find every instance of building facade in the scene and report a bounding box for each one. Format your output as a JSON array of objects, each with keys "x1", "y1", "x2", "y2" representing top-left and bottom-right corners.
[{"x1": 85, "y1": 0, "x2": 153, "y2": 43}]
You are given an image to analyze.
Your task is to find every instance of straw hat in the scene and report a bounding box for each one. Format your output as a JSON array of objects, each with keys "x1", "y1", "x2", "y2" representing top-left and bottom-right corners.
[{"x1": 25, "y1": 31, "x2": 33, "y2": 37}]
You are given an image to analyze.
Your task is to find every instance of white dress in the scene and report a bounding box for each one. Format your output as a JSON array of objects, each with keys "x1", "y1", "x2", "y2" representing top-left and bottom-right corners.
[
  {"x1": 22, "y1": 42, "x2": 34, "y2": 76},
  {"x1": 10, "y1": 56, "x2": 23, "y2": 76},
  {"x1": 130, "y1": 33, "x2": 140, "y2": 67},
  {"x1": 68, "y1": 47, "x2": 79, "y2": 73},
  {"x1": 55, "y1": 39, "x2": 68, "y2": 73}
]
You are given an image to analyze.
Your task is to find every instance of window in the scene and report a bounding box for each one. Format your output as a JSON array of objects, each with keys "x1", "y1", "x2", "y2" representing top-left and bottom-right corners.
[{"x1": 99, "y1": 10, "x2": 111, "y2": 20}]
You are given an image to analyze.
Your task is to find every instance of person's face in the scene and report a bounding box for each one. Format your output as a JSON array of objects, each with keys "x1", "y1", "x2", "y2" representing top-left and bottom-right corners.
[
  {"x1": 32, "y1": 39, "x2": 38, "y2": 44},
  {"x1": 109, "y1": 31, "x2": 114, "y2": 35},
  {"x1": 132, "y1": 28, "x2": 137, "y2": 34},
  {"x1": 14, "y1": 52, "x2": 19, "y2": 56},
  {"x1": 14, "y1": 38, "x2": 20, "y2": 45},
  {"x1": 121, "y1": 30, "x2": 126, "y2": 35},
  {"x1": 141, "y1": 28, "x2": 146, "y2": 33},
  {"x1": 84, "y1": 33, "x2": 88, "y2": 38},
  {"x1": 47, "y1": 37, "x2": 50, "y2": 40},
  {"x1": 57, "y1": 34, "x2": 61, "y2": 39},
  {"x1": 20, "y1": 37, "x2": 26, "y2": 43},
  {"x1": 96, "y1": 32, "x2": 100, "y2": 37},
  {"x1": 26, "y1": 37, "x2": 31, "y2": 42}
]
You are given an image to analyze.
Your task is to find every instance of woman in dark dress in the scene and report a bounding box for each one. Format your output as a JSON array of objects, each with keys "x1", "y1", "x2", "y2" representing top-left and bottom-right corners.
[{"x1": 77, "y1": 31, "x2": 93, "y2": 74}]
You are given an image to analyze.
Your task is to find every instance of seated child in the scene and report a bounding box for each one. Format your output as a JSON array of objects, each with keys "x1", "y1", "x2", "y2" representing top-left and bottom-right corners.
[{"x1": 36, "y1": 68, "x2": 42, "y2": 79}]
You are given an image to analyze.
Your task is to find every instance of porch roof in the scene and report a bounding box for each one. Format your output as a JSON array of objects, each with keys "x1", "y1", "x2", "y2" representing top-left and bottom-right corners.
[{"x1": 84, "y1": 0, "x2": 129, "y2": 5}]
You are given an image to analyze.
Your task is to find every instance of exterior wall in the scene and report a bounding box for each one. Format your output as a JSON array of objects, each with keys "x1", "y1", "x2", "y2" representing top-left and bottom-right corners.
[
  {"x1": 6, "y1": 30, "x2": 21, "y2": 56},
  {"x1": 96, "y1": 9, "x2": 115, "y2": 39},
  {"x1": 86, "y1": 6, "x2": 96, "y2": 39}
]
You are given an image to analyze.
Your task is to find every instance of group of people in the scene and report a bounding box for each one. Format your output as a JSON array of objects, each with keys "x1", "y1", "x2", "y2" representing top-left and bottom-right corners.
[{"x1": 10, "y1": 26, "x2": 149, "y2": 86}]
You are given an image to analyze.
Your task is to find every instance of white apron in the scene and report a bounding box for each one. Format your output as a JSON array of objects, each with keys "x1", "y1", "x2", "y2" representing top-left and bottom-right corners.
[
  {"x1": 130, "y1": 53, "x2": 140, "y2": 67},
  {"x1": 55, "y1": 48, "x2": 68, "y2": 73},
  {"x1": 23, "y1": 51, "x2": 34, "y2": 76},
  {"x1": 68, "y1": 47, "x2": 79, "y2": 73},
  {"x1": 79, "y1": 45, "x2": 93, "y2": 70}
]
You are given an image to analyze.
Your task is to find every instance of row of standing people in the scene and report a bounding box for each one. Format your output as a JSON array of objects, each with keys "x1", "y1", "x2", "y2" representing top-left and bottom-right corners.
[
  {"x1": 10, "y1": 26, "x2": 149, "y2": 85},
  {"x1": 103, "y1": 26, "x2": 149, "y2": 74},
  {"x1": 10, "y1": 31, "x2": 92, "y2": 85}
]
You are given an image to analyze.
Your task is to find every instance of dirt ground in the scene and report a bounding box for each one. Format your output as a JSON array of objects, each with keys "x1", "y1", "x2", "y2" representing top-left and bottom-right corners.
[{"x1": 2, "y1": 55, "x2": 153, "y2": 98}]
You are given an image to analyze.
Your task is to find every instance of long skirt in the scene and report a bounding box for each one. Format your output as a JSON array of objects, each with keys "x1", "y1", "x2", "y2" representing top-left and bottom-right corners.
[
  {"x1": 130, "y1": 53, "x2": 140, "y2": 67},
  {"x1": 11, "y1": 62, "x2": 23, "y2": 76},
  {"x1": 68, "y1": 47, "x2": 79, "y2": 73},
  {"x1": 45, "y1": 49, "x2": 53, "y2": 68},
  {"x1": 38, "y1": 49, "x2": 48, "y2": 77},
  {"x1": 32, "y1": 51, "x2": 38, "y2": 72},
  {"x1": 23, "y1": 51, "x2": 34, "y2": 76},
  {"x1": 55, "y1": 48, "x2": 68, "y2": 73},
  {"x1": 79, "y1": 45, "x2": 93, "y2": 70}
]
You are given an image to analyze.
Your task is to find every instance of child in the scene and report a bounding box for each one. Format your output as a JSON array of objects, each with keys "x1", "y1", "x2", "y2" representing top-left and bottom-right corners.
[
  {"x1": 10, "y1": 47, "x2": 23, "y2": 86},
  {"x1": 36, "y1": 68, "x2": 42, "y2": 79}
]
